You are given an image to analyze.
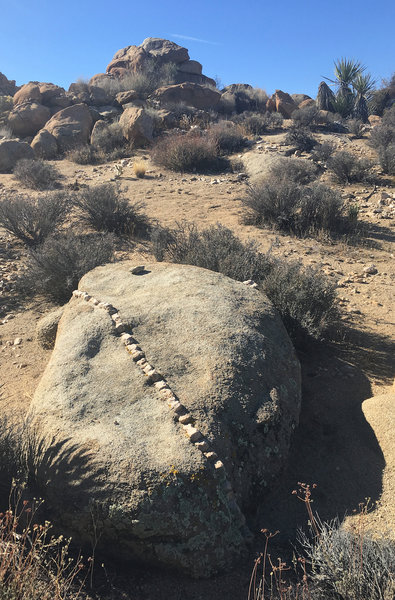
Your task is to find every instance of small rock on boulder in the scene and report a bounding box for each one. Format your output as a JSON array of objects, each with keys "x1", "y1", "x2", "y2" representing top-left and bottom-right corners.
[
  {"x1": 151, "y1": 82, "x2": 221, "y2": 110},
  {"x1": 8, "y1": 102, "x2": 51, "y2": 137},
  {"x1": 115, "y1": 90, "x2": 140, "y2": 106},
  {"x1": 0, "y1": 139, "x2": 34, "y2": 172}
]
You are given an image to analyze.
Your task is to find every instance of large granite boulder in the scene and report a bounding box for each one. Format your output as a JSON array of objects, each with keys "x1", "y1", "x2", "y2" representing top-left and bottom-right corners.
[
  {"x1": 151, "y1": 82, "x2": 221, "y2": 110},
  {"x1": 0, "y1": 139, "x2": 34, "y2": 172},
  {"x1": 8, "y1": 102, "x2": 51, "y2": 137},
  {"x1": 27, "y1": 262, "x2": 301, "y2": 577},
  {"x1": 273, "y1": 90, "x2": 298, "y2": 118},
  {"x1": 119, "y1": 107, "x2": 153, "y2": 145},
  {"x1": 44, "y1": 103, "x2": 93, "y2": 152},
  {"x1": 140, "y1": 37, "x2": 189, "y2": 64},
  {"x1": 13, "y1": 83, "x2": 42, "y2": 106},
  {"x1": 0, "y1": 72, "x2": 18, "y2": 96},
  {"x1": 31, "y1": 129, "x2": 58, "y2": 159}
]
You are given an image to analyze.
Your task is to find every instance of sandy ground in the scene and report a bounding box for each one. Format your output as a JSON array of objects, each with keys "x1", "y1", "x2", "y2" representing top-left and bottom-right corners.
[{"x1": 0, "y1": 125, "x2": 394, "y2": 599}]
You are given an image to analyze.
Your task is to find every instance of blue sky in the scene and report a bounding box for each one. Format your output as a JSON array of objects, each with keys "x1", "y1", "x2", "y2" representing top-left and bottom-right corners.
[{"x1": 1, "y1": 0, "x2": 394, "y2": 98}]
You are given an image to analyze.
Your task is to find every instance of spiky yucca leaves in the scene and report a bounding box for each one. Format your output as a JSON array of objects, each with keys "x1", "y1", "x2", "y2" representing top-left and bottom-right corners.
[
  {"x1": 316, "y1": 81, "x2": 336, "y2": 111},
  {"x1": 330, "y1": 58, "x2": 366, "y2": 96},
  {"x1": 352, "y1": 73, "x2": 376, "y2": 122}
]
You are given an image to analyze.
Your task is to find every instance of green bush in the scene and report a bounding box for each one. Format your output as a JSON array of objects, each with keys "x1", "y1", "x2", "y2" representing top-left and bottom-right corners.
[
  {"x1": 151, "y1": 223, "x2": 340, "y2": 343},
  {"x1": 13, "y1": 159, "x2": 60, "y2": 190},
  {"x1": 0, "y1": 192, "x2": 71, "y2": 247},
  {"x1": 327, "y1": 151, "x2": 374, "y2": 183},
  {"x1": 74, "y1": 184, "x2": 151, "y2": 237},
  {"x1": 152, "y1": 131, "x2": 225, "y2": 172},
  {"x1": 18, "y1": 232, "x2": 116, "y2": 303}
]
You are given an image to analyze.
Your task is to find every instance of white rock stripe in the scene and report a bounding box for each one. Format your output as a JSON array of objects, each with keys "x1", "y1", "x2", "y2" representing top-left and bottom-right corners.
[{"x1": 72, "y1": 288, "x2": 249, "y2": 535}]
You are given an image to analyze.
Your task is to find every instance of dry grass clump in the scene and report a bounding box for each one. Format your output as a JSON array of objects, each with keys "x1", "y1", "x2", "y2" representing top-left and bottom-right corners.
[
  {"x1": 18, "y1": 232, "x2": 116, "y2": 303},
  {"x1": 311, "y1": 141, "x2": 336, "y2": 163},
  {"x1": 0, "y1": 192, "x2": 72, "y2": 247},
  {"x1": 233, "y1": 111, "x2": 283, "y2": 135},
  {"x1": 0, "y1": 496, "x2": 86, "y2": 600},
  {"x1": 66, "y1": 145, "x2": 102, "y2": 165},
  {"x1": 152, "y1": 131, "x2": 225, "y2": 173},
  {"x1": 249, "y1": 484, "x2": 395, "y2": 600},
  {"x1": 133, "y1": 161, "x2": 146, "y2": 178},
  {"x1": 13, "y1": 159, "x2": 60, "y2": 190},
  {"x1": 74, "y1": 184, "x2": 151, "y2": 237},
  {"x1": 291, "y1": 104, "x2": 319, "y2": 128},
  {"x1": 347, "y1": 118, "x2": 365, "y2": 138},
  {"x1": 152, "y1": 223, "x2": 340, "y2": 343},
  {"x1": 327, "y1": 151, "x2": 374, "y2": 183}
]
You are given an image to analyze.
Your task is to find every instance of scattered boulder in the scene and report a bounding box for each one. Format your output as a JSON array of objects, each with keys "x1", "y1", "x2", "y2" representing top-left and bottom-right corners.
[
  {"x1": 273, "y1": 90, "x2": 298, "y2": 118},
  {"x1": 298, "y1": 98, "x2": 316, "y2": 109},
  {"x1": 68, "y1": 82, "x2": 91, "y2": 104},
  {"x1": 13, "y1": 83, "x2": 42, "y2": 106},
  {"x1": 151, "y1": 82, "x2": 221, "y2": 110},
  {"x1": 31, "y1": 129, "x2": 58, "y2": 159},
  {"x1": 27, "y1": 262, "x2": 301, "y2": 577},
  {"x1": 44, "y1": 103, "x2": 94, "y2": 152},
  {"x1": 316, "y1": 81, "x2": 335, "y2": 112},
  {"x1": 8, "y1": 102, "x2": 51, "y2": 137},
  {"x1": 368, "y1": 115, "x2": 382, "y2": 126},
  {"x1": 115, "y1": 90, "x2": 140, "y2": 106},
  {"x1": 266, "y1": 96, "x2": 276, "y2": 113},
  {"x1": 107, "y1": 45, "x2": 150, "y2": 75},
  {"x1": 291, "y1": 94, "x2": 312, "y2": 105},
  {"x1": 0, "y1": 72, "x2": 18, "y2": 96},
  {"x1": 177, "y1": 60, "x2": 203, "y2": 75},
  {"x1": 140, "y1": 37, "x2": 189, "y2": 64},
  {"x1": 119, "y1": 107, "x2": 153, "y2": 145},
  {"x1": 36, "y1": 306, "x2": 65, "y2": 350},
  {"x1": 39, "y1": 83, "x2": 71, "y2": 109},
  {"x1": 0, "y1": 139, "x2": 34, "y2": 172}
]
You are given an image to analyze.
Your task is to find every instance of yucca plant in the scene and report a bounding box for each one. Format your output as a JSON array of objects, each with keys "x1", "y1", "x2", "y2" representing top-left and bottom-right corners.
[
  {"x1": 324, "y1": 58, "x2": 366, "y2": 118},
  {"x1": 352, "y1": 73, "x2": 376, "y2": 122}
]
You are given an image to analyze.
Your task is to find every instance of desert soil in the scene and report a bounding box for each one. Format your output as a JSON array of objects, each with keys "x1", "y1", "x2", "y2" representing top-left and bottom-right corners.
[{"x1": 0, "y1": 125, "x2": 394, "y2": 599}]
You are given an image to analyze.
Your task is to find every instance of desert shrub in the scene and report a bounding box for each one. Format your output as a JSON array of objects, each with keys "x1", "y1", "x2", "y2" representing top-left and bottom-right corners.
[
  {"x1": 0, "y1": 192, "x2": 71, "y2": 247},
  {"x1": 152, "y1": 131, "x2": 224, "y2": 172},
  {"x1": 0, "y1": 419, "x2": 24, "y2": 505},
  {"x1": 263, "y1": 260, "x2": 339, "y2": 342},
  {"x1": 369, "y1": 111, "x2": 395, "y2": 174},
  {"x1": 13, "y1": 159, "x2": 60, "y2": 190},
  {"x1": 267, "y1": 156, "x2": 319, "y2": 185},
  {"x1": 311, "y1": 141, "x2": 336, "y2": 162},
  {"x1": 208, "y1": 121, "x2": 247, "y2": 153},
  {"x1": 152, "y1": 223, "x2": 339, "y2": 342},
  {"x1": 18, "y1": 232, "x2": 116, "y2": 303},
  {"x1": 233, "y1": 111, "x2": 283, "y2": 135},
  {"x1": 327, "y1": 151, "x2": 374, "y2": 183},
  {"x1": 74, "y1": 184, "x2": 151, "y2": 237},
  {"x1": 292, "y1": 105, "x2": 319, "y2": 128},
  {"x1": 347, "y1": 118, "x2": 365, "y2": 138},
  {"x1": 244, "y1": 178, "x2": 357, "y2": 238},
  {"x1": 0, "y1": 125, "x2": 13, "y2": 139},
  {"x1": 284, "y1": 126, "x2": 317, "y2": 152},
  {"x1": 100, "y1": 60, "x2": 177, "y2": 97},
  {"x1": 91, "y1": 121, "x2": 126, "y2": 153},
  {"x1": 152, "y1": 222, "x2": 272, "y2": 281},
  {"x1": 298, "y1": 517, "x2": 395, "y2": 600},
  {"x1": 244, "y1": 87, "x2": 269, "y2": 111},
  {"x1": 67, "y1": 144, "x2": 103, "y2": 165}
]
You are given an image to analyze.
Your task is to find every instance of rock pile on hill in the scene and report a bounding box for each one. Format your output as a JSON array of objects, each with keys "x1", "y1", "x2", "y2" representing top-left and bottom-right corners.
[{"x1": 28, "y1": 262, "x2": 301, "y2": 576}]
